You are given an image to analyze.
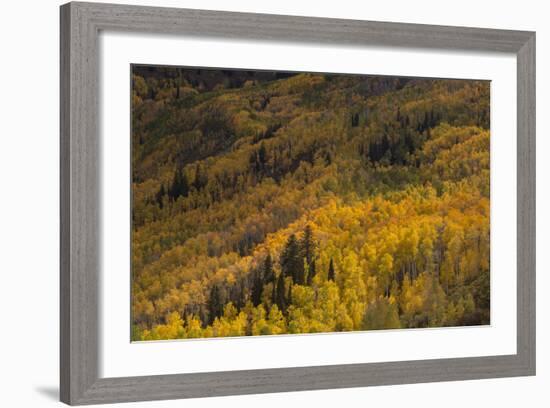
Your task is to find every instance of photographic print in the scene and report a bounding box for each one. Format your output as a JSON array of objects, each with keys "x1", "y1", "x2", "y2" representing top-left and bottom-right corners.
[{"x1": 131, "y1": 66, "x2": 490, "y2": 341}]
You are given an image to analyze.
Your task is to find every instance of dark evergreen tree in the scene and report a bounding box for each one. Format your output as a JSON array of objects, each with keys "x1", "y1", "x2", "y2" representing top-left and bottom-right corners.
[
  {"x1": 251, "y1": 270, "x2": 263, "y2": 307},
  {"x1": 429, "y1": 109, "x2": 436, "y2": 127},
  {"x1": 327, "y1": 258, "x2": 336, "y2": 281},
  {"x1": 280, "y1": 234, "x2": 303, "y2": 284},
  {"x1": 301, "y1": 225, "x2": 316, "y2": 285},
  {"x1": 155, "y1": 184, "x2": 165, "y2": 208},
  {"x1": 249, "y1": 150, "x2": 261, "y2": 175},
  {"x1": 263, "y1": 253, "x2": 275, "y2": 284},
  {"x1": 169, "y1": 165, "x2": 189, "y2": 200},
  {"x1": 229, "y1": 279, "x2": 245, "y2": 311},
  {"x1": 301, "y1": 225, "x2": 315, "y2": 265},
  {"x1": 422, "y1": 111, "x2": 430, "y2": 132},
  {"x1": 287, "y1": 282, "x2": 293, "y2": 306},
  {"x1": 275, "y1": 273, "x2": 286, "y2": 313},
  {"x1": 307, "y1": 260, "x2": 316, "y2": 286},
  {"x1": 258, "y1": 142, "x2": 267, "y2": 168},
  {"x1": 180, "y1": 168, "x2": 189, "y2": 197},
  {"x1": 271, "y1": 279, "x2": 277, "y2": 306},
  {"x1": 368, "y1": 136, "x2": 390, "y2": 163},
  {"x1": 207, "y1": 284, "x2": 222, "y2": 324},
  {"x1": 237, "y1": 278, "x2": 246, "y2": 310}
]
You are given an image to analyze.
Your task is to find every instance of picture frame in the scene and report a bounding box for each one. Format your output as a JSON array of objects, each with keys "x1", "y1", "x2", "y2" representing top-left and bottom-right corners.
[{"x1": 60, "y1": 1, "x2": 536, "y2": 405}]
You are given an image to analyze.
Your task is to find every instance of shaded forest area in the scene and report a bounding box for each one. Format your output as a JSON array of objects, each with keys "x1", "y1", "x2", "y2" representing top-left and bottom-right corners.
[{"x1": 131, "y1": 65, "x2": 490, "y2": 340}]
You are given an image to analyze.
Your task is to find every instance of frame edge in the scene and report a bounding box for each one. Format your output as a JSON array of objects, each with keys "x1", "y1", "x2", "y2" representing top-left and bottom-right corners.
[
  {"x1": 60, "y1": 2, "x2": 72, "y2": 403},
  {"x1": 61, "y1": 1, "x2": 102, "y2": 404},
  {"x1": 516, "y1": 32, "x2": 536, "y2": 376}
]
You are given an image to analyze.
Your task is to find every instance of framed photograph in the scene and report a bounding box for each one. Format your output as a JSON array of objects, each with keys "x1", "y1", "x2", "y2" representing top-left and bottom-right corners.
[{"x1": 60, "y1": 2, "x2": 535, "y2": 405}]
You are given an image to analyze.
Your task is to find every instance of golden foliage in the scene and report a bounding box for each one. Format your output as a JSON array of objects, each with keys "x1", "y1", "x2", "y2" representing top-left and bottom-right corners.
[{"x1": 130, "y1": 68, "x2": 490, "y2": 340}]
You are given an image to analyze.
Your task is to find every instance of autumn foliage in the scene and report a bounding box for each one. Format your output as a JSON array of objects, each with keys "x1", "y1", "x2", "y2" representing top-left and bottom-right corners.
[{"x1": 130, "y1": 66, "x2": 490, "y2": 340}]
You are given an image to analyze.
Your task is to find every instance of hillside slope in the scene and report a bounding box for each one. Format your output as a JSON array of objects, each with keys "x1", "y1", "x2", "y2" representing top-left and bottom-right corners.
[{"x1": 130, "y1": 67, "x2": 490, "y2": 340}]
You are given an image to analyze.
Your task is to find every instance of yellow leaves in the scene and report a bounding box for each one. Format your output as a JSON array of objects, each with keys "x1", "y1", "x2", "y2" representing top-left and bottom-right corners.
[
  {"x1": 154, "y1": 288, "x2": 188, "y2": 318},
  {"x1": 223, "y1": 302, "x2": 238, "y2": 320},
  {"x1": 184, "y1": 280, "x2": 206, "y2": 308},
  {"x1": 131, "y1": 71, "x2": 490, "y2": 339},
  {"x1": 348, "y1": 300, "x2": 367, "y2": 330},
  {"x1": 253, "y1": 304, "x2": 286, "y2": 336},
  {"x1": 399, "y1": 276, "x2": 425, "y2": 317},
  {"x1": 403, "y1": 228, "x2": 420, "y2": 259},
  {"x1": 132, "y1": 294, "x2": 155, "y2": 324},
  {"x1": 146, "y1": 280, "x2": 162, "y2": 299},
  {"x1": 382, "y1": 231, "x2": 399, "y2": 254},
  {"x1": 185, "y1": 315, "x2": 203, "y2": 339},
  {"x1": 287, "y1": 308, "x2": 309, "y2": 334},
  {"x1": 267, "y1": 305, "x2": 286, "y2": 335},
  {"x1": 251, "y1": 305, "x2": 269, "y2": 336},
  {"x1": 362, "y1": 297, "x2": 401, "y2": 330},
  {"x1": 362, "y1": 244, "x2": 377, "y2": 267},
  {"x1": 211, "y1": 302, "x2": 248, "y2": 337},
  {"x1": 132, "y1": 93, "x2": 143, "y2": 107},
  {"x1": 287, "y1": 276, "x2": 366, "y2": 333},
  {"x1": 420, "y1": 124, "x2": 490, "y2": 184},
  {"x1": 341, "y1": 252, "x2": 368, "y2": 310},
  {"x1": 225, "y1": 272, "x2": 236, "y2": 285},
  {"x1": 335, "y1": 304, "x2": 354, "y2": 331},
  {"x1": 378, "y1": 253, "x2": 394, "y2": 278},
  {"x1": 132, "y1": 74, "x2": 148, "y2": 98},
  {"x1": 138, "y1": 171, "x2": 490, "y2": 338},
  {"x1": 317, "y1": 280, "x2": 340, "y2": 320},
  {"x1": 290, "y1": 285, "x2": 315, "y2": 309},
  {"x1": 140, "y1": 312, "x2": 185, "y2": 341},
  {"x1": 232, "y1": 109, "x2": 266, "y2": 137},
  {"x1": 272, "y1": 73, "x2": 325, "y2": 95}
]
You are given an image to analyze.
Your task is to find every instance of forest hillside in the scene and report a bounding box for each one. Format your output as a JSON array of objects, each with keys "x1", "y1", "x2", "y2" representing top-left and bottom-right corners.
[{"x1": 131, "y1": 66, "x2": 490, "y2": 340}]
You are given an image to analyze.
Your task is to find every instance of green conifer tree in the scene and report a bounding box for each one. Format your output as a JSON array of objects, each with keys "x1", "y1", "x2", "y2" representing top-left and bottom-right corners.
[
  {"x1": 287, "y1": 282, "x2": 293, "y2": 306},
  {"x1": 169, "y1": 165, "x2": 189, "y2": 200},
  {"x1": 275, "y1": 273, "x2": 286, "y2": 313},
  {"x1": 301, "y1": 225, "x2": 316, "y2": 285},
  {"x1": 263, "y1": 253, "x2": 275, "y2": 283},
  {"x1": 328, "y1": 258, "x2": 336, "y2": 281},
  {"x1": 156, "y1": 184, "x2": 165, "y2": 208},
  {"x1": 307, "y1": 260, "x2": 316, "y2": 286},
  {"x1": 251, "y1": 270, "x2": 263, "y2": 307},
  {"x1": 281, "y1": 234, "x2": 303, "y2": 284},
  {"x1": 208, "y1": 284, "x2": 222, "y2": 325}
]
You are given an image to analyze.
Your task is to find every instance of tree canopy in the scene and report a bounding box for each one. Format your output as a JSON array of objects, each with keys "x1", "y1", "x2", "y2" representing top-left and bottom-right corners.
[{"x1": 130, "y1": 67, "x2": 490, "y2": 340}]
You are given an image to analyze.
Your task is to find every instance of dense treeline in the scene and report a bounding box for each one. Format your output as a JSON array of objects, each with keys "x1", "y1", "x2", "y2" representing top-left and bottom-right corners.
[{"x1": 131, "y1": 67, "x2": 490, "y2": 340}]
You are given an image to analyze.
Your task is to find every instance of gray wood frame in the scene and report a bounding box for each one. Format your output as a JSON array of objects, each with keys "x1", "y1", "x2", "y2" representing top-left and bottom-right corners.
[{"x1": 60, "y1": 2, "x2": 536, "y2": 405}]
